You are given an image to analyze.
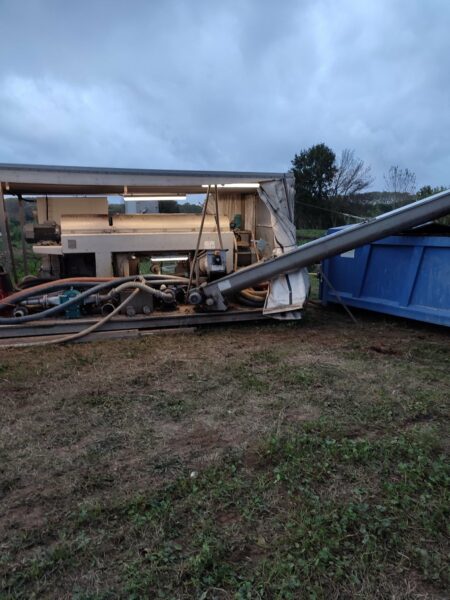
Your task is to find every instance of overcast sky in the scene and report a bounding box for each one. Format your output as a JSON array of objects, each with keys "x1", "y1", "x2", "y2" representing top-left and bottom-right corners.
[{"x1": 0, "y1": 0, "x2": 448, "y2": 189}]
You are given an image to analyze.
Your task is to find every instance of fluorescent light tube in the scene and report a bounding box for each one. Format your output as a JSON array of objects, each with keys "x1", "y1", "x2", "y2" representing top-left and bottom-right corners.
[
  {"x1": 123, "y1": 196, "x2": 187, "y2": 201},
  {"x1": 150, "y1": 255, "x2": 189, "y2": 262},
  {"x1": 201, "y1": 183, "x2": 260, "y2": 189}
]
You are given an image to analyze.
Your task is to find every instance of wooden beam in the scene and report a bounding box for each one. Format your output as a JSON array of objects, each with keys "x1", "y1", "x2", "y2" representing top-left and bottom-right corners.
[
  {"x1": 18, "y1": 195, "x2": 28, "y2": 276},
  {"x1": 0, "y1": 183, "x2": 11, "y2": 273},
  {"x1": 0, "y1": 184, "x2": 17, "y2": 282}
]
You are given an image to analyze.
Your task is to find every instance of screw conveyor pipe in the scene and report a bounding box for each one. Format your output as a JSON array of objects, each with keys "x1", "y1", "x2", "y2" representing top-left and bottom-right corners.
[{"x1": 189, "y1": 189, "x2": 450, "y2": 310}]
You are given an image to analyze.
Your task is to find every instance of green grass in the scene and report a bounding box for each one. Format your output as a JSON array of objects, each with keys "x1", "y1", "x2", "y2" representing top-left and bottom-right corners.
[
  {"x1": 296, "y1": 229, "x2": 327, "y2": 245},
  {"x1": 3, "y1": 426, "x2": 448, "y2": 599},
  {"x1": 119, "y1": 428, "x2": 446, "y2": 598},
  {"x1": 296, "y1": 229, "x2": 326, "y2": 287},
  {"x1": 0, "y1": 315, "x2": 449, "y2": 598}
]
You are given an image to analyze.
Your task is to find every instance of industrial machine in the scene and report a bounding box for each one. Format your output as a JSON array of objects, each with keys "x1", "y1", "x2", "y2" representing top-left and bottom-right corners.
[
  {"x1": 0, "y1": 163, "x2": 449, "y2": 344},
  {"x1": 0, "y1": 165, "x2": 308, "y2": 342},
  {"x1": 27, "y1": 211, "x2": 237, "y2": 279},
  {"x1": 14, "y1": 180, "x2": 292, "y2": 318}
]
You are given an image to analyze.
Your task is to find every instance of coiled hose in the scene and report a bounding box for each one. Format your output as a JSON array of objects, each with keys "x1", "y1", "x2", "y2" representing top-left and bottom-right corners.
[{"x1": 236, "y1": 286, "x2": 268, "y2": 307}]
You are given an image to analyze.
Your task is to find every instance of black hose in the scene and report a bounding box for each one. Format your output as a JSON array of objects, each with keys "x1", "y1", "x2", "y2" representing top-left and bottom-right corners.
[
  {"x1": 0, "y1": 277, "x2": 181, "y2": 324},
  {"x1": 17, "y1": 274, "x2": 183, "y2": 289},
  {"x1": 0, "y1": 280, "x2": 121, "y2": 324},
  {"x1": 0, "y1": 275, "x2": 189, "y2": 313},
  {"x1": 236, "y1": 293, "x2": 264, "y2": 308},
  {"x1": 14, "y1": 282, "x2": 97, "y2": 297}
]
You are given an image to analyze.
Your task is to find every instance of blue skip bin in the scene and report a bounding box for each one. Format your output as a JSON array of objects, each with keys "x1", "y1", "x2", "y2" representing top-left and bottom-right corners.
[{"x1": 320, "y1": 224, "x2": 450, "y2": 327}]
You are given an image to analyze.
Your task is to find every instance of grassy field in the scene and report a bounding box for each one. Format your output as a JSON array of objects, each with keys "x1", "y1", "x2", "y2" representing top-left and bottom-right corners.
[{"x1": 0, "y1": 301, "x2": 448, "y2": 599}]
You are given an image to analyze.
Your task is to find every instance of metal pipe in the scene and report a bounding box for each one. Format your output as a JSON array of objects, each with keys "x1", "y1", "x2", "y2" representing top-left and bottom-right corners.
[
  {"x1": 190, "y1": 188, "x2": 450, "y2": 309},
  {"x1": 187, "y1": 185, "x2": 211, "y2": 292},
  {"x1": 8, "y1": 288, "x2": 142, "y2": 347},
  {"x1": 214, "y1": 185, "x2": 224, "y2": 250},
  {"x1": 1, "y1": 274, "x2": 189, "y2": 310},
  {"x1": 0, "y1": 278, "x2": 175, "y2": 324}
]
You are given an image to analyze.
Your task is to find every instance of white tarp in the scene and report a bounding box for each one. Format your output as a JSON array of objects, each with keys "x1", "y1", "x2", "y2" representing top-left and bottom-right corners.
[{"x1": 258, "y1": 177, "x2": 310, "y2": 318}]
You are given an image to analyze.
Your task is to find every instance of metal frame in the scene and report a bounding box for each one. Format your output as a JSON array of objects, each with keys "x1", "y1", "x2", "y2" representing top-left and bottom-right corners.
[{"x1": 0, "y1": 308, "x2": 267, "y2": 341}]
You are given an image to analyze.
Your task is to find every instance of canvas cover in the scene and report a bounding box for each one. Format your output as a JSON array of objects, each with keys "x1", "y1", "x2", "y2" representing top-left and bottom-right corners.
[{"x1": 257, "y1": 177, "x2": 310, "y2": 318}]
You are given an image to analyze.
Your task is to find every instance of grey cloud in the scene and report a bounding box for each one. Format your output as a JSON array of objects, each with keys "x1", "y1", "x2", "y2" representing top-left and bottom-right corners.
[{"x1": 0, "y1": 0, "x2": 449, "y2": 188}]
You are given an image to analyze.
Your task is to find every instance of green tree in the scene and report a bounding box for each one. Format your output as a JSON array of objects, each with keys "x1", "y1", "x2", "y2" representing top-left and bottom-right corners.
[
  {"x1": 179, "y1": 202, "x2": 202, "y2": 214},
  {"x1": 158, "y1": 200, "x2": 180, "y2": 213},
  {"x1": 331, "y1": 148, "x2": 374, "y2": 198},
  {"x1": 416, "y1": 185, "x2": 449, "y2": 225},
  {"x1": 291, "y1": 143, "x2": 337, "y2": 228},
  {"x1": 383, "y1": 165, "x2": 416, "y2": 207},
  {"x1": 416, "y1": 185, "x2": 446, "y2": 200}
]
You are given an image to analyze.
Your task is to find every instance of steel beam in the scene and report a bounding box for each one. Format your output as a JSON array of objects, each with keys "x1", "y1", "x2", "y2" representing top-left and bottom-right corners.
[
  {"x1": 193, "y1": 189, "x2": 450, "y2": 309},
  {"x1": 0, "y1": 308, "x2": 266, "y2": 340}
]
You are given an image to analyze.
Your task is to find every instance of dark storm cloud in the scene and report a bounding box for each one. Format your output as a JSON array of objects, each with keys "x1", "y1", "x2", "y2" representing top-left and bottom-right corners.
[{"x1": 0, "y1": 0, "x2": 449, "y2": 188}]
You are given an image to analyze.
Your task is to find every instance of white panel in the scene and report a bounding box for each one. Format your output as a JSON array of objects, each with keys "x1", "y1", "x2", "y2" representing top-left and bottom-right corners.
[
  {"x1": 112, "y1": 213, "x2": 229, "y2": 232},
  {"x1": 37, "y1": 197, "x2": 108, "y2": 224},
  {"x1": 60, "y1": 231, "x2": 235, "y2": 273}
]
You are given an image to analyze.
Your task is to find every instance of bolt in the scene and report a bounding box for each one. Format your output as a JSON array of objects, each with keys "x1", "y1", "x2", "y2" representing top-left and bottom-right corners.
[{"x1": 126, "y1": 306, "x2": 136, "y2": 317}]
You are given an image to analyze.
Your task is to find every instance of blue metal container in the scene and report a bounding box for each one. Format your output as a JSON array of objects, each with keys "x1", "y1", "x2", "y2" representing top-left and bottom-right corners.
[{"x1": 320, "y1": 225, "x2": 450, "y2": 327}]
